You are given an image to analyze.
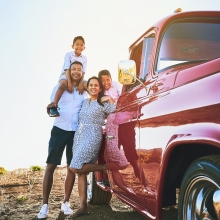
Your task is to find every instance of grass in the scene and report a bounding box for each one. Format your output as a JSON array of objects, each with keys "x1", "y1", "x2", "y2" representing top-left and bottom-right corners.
[
  {"x1": 30, "y1": 165, "x2": 43, "y2": 171},
  {"x1": 17, "y1": 195, "x2": 27, "y2": 203},
  {"x1": 0, "y1": 167, "x2": 7, "y2": 175}
]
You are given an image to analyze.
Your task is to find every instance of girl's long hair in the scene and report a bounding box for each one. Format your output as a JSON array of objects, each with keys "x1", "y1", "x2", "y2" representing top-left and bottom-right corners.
[{"x1": 87, "y1": 76, "x2": 105, "y2": 106}]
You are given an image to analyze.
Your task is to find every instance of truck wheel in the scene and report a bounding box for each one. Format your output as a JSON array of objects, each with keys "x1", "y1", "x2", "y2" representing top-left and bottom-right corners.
[
  {"x1": 87, "y1": 172, "x2": 112, "y2": 205},
  {"x1": 178, "y1": 155, "x2": 220, "y2": 220}
]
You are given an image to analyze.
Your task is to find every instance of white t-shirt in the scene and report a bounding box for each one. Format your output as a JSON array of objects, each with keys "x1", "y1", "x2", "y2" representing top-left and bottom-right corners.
[
  {"x1": 50, "y1": 85, "x2": 88, "y2": 131},
  {"x1": 61, "y1": 51, "x2": 87, "y2": 73}
]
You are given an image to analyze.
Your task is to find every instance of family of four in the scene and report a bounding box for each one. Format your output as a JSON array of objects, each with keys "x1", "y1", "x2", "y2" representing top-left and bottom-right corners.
[{"x1": 38, "y1": 36, "x2": 122, "y2": 219}]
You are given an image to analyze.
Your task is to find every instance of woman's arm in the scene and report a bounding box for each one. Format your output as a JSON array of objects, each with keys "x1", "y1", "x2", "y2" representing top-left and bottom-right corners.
[{"x1": 101, "y1": 95, "x2": 115, "y2": 104}]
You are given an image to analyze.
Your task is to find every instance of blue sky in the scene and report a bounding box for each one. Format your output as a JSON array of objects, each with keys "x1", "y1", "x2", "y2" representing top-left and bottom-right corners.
[{"x1": 0, "y1": 0, "x2": 219, "y2": 170}]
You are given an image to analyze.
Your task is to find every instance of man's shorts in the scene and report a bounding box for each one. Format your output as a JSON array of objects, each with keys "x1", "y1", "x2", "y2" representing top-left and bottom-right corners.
[{"x1": 46, "y1": 126, "x2": 75, "y2": 165}]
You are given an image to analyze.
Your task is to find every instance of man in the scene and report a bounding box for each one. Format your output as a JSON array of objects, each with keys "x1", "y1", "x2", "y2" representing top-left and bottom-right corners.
[{"x1": 38, "y1": 61, "x2": 88, "y2": 219}]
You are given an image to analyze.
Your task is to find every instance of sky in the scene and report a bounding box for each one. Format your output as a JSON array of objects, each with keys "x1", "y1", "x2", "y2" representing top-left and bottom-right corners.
[{"x1": 0, "y1": 0, "x2": 219, "y2": 171}]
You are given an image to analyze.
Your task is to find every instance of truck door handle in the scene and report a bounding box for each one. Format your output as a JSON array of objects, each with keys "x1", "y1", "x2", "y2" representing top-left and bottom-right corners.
[{"x1": 106, "y1": 135, "x2": 115, "y2": 140}]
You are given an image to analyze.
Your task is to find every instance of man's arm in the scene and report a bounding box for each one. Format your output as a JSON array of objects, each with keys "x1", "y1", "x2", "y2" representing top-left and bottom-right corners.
[
  {"x1": 54, "y1": 80, "x2": 67, "y2": 104},
  {"x1": 47, "y1": 80, "x2": 67, "y2": 114}
]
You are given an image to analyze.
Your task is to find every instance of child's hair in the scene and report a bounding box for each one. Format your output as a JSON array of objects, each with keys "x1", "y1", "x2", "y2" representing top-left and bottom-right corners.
[
  {"x1": 73, "y1": 36, "x2": 85, "y2": 45},
  {"x1": 70, "y1": 61, "x2": 83, "y2": 69},
  {"x1": 87, "y1": 76, "x2": 104, "y2": 106},
  {"x1": 98, "y1": 69, "x2": 112, "y2": 79}
]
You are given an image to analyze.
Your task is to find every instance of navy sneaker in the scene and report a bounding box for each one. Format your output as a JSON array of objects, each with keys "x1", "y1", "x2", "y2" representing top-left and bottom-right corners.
[{"x1": 49, "y1": 106, "x2": 60, "y2": 117}]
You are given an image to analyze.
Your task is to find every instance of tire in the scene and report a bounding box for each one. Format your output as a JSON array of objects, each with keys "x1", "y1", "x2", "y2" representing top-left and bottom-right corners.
[
  {"x1": 87, "y1": 172, "x2": 112, "y2": 205},
  {"x1": 178, "y1": 155, "x2": 220, "y2": 220}
]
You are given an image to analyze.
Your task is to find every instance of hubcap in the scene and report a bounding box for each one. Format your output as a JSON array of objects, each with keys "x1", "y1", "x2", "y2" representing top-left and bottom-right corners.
[
  {"x1": 182, "y1": 176, "x2": 220, "y2": 220},
  {"x1": 87, "y1": 172, "x2": 93, "y2": 200}
]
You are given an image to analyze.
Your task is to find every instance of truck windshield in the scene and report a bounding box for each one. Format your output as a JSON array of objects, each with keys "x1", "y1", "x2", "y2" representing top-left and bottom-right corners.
[{"x1": 156, "y1": 20, "x2": 220, "y2": 71}]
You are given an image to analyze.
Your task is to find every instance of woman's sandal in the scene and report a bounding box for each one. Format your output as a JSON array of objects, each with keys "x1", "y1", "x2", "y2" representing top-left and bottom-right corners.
[{"x1": 70, "y1": 209, "x2": 90, "y2": 218}]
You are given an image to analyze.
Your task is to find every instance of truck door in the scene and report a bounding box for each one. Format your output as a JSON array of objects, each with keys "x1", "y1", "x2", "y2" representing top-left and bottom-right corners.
[
  {"x1": 106, "y1": 103, "x2": 148, "y2": 207},
  {"x1": 106, "y1": 31, "x2": 162, "y2": 211}
]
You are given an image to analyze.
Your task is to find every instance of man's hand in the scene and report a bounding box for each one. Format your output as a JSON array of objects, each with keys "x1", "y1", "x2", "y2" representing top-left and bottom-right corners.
[
  {"x1": 46, "y1": 102, "x2": 58, "y2": 115},
  {"x1": 77, "y1": 82, "x2": 85, "y2": 95}
]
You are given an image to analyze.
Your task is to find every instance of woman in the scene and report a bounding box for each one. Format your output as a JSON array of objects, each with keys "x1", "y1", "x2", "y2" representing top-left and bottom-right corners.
[{"x1": 69, "y1": 76, "x2": 116, "y2": 218}]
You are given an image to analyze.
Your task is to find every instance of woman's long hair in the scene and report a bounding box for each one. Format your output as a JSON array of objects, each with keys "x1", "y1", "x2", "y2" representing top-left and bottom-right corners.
[{"x1": 87, "y1": 76, "x2": 105, "y2": 106}]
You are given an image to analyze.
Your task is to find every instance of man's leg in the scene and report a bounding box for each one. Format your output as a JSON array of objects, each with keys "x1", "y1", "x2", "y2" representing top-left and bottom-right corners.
[
  {"x1": 42, "y1": 163, "x2": 57, "y2": 204},
  {"x1": 61, "y1": 130, "x2": 75, "y2": 215},
  {"x1": 39, "y1": 126, "x2": 72, "y2": 218},
  {"x1": 43, "y1": 126, "x2": 66, "y2": 204}
]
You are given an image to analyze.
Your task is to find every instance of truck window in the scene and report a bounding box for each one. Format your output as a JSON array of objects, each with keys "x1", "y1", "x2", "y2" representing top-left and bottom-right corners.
[
  {"x1": 124, "y1": 36, "x2": 155, "y2": 93},
  {"x1": 130, "y1": 42, "x2": 143, "y2": 77},
  {"x1": 156, "y1": 20, "x2": 220, "y2": 72},
  {"x1": 139, "y1": 35, "x2": 155, "y2": 80}
]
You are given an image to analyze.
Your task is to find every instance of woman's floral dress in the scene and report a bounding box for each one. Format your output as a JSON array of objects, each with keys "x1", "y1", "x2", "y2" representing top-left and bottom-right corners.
[{"x1": 70, "y1": 98, "x2": 116, "y2": 169}]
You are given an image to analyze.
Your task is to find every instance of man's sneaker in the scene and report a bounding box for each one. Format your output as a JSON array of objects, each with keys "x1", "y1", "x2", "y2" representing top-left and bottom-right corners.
[
  {"x1": 49, "y1": 106, "x2": 60, "y2": 117},
  {"x1": 61, "y1": 201, "x2": 73, "y2": 215},
  {"x1": 38, "y1": 204, "x2": 49, "y2": 219}
]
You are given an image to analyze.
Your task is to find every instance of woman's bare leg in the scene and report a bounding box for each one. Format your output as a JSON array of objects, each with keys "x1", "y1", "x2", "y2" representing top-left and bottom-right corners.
[
  {"x1": 63, "y1": 165, "x2": 75, "y2": 203},
  {"x1": 69, "y1": 163, "x2": 106, "y2": 174},
  {"x1": 71, "y1": 173, "x2": 89, "y2": 218}
]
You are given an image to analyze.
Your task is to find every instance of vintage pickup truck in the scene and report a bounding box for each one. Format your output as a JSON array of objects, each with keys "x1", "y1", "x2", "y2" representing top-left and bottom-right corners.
[{"x1": 87, "y1": 10, "x2": 220, "y2": 220}]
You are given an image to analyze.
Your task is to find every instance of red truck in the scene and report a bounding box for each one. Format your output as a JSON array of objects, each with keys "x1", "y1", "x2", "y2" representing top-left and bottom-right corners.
[{"x1": 88, "y1": 10, "x2": 220, "y2": 220}]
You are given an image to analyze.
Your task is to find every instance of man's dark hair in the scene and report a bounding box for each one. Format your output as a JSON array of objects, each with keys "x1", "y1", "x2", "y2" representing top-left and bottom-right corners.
[
  {"x1": 87, "y1": 76, "x2": 105, "y2": 106},
  {"x1": 98, "y1": 69, "x2": 112, "y2": 79},
  {"x1": 73, "y1": 36, "x2": 85, "y2": 45},
  {"x1": 70, "y1": 61, "x2": 83, "y2": 69}
]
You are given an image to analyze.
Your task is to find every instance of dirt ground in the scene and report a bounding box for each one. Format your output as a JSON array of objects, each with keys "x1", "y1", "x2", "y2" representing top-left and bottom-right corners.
[{"x1": 0, "y1": 166, "x2": 177, "y2": 220}]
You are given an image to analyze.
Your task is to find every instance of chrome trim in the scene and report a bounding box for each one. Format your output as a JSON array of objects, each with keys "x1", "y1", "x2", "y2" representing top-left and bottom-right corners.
[
  {"x1": 182, "y1": 176, "x2": 220, "y2": 220},
  {"x1": 106, "y1": 135, "x2": 115, "y2": 140},
  {"x1": 213, "y1": 189, "x2": 220, "y2": 219}
]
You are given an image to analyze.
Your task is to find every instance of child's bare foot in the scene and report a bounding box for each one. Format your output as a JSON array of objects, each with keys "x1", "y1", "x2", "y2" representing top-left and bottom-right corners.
[{"x1": 70, "y1": 208, "x2": 89, "y2": 218}]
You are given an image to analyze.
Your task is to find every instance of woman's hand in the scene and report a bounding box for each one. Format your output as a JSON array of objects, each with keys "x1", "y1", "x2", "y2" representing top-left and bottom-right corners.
[{"x1": 101, "y1": 95, "x2": 114, "y2": 104}]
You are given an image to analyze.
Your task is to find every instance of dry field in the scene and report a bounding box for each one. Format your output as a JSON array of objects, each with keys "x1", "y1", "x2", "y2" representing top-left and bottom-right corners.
[{"x1": 0, "y1": 167, "x2": 177, "y2": 219}]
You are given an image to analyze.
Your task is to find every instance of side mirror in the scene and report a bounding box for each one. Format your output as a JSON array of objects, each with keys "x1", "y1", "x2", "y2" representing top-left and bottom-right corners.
[{"x1": 118, "y1": 60, "x2": 136, "y2": 85}]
